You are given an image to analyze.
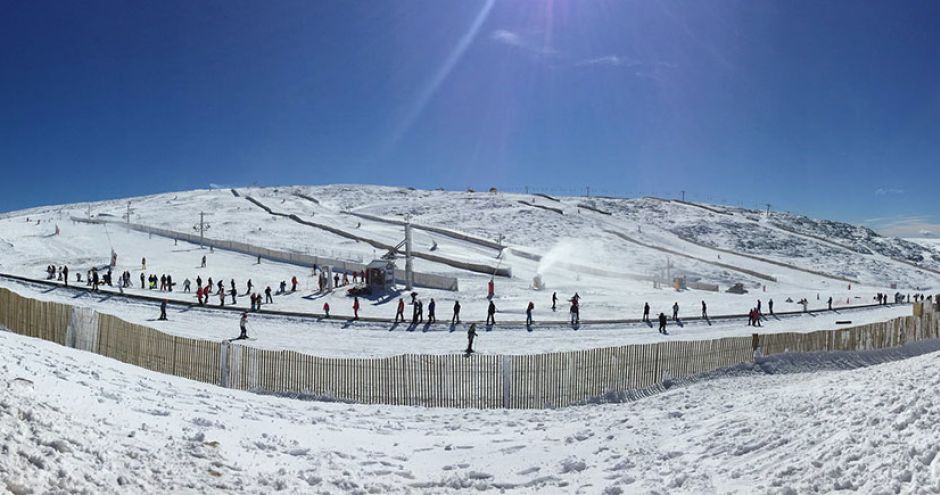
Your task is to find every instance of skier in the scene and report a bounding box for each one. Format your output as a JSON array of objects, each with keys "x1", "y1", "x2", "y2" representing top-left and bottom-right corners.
[
  {"x1": 322, "y1": 302, "x2": 330, "y2": 318},
  {"x1": 237, "y1": 312, "x2": 248, "y2": 339},
  {"x1": 672, "y1": 302, "x2": 679, "y2": 322},
  {"x1": 486, "y1": 300, "x2": 496, "y2": 325},
  {"x1": 352, "y1": 297, "x2": 360, "y2": 320},
  {"x1": 658, "y1": 312, "x2": 667, "y2": 334},
  {"x1": 395, "y1": 298, "x2": 405, "y2": 323},
  {"x1": 466, "y1": 323, "x2": 478, "y2": 354},
  {"x1": 183, "y1": 279, "x2": 191, "y2": 293},
  {"x1": 158, "y1": 299, "x2": 167, "y2": 321},
  {"x1": 552, "y1": 291, "x2": 557, "y2": 312},
  {"x1": 428, "y1": 298, "x2": 436, "y2": 323},
  {"x1": 526, "y1": 301, "x2": 535, "y2": 326},
  {"x1": 452, "y1": 300, "x2": 461, "y2": 324},
  {"x1": 643, "y1": 302, "x2": 650, "y2": 323}
]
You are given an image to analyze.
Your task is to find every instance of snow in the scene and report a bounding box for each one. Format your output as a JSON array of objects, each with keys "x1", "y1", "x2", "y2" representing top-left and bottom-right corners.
[
  {"x1": 0, "y1": 185, "x2": 934, "y2": 356},
  {"x1": 0, "y1": 277, "x2": 913, "y2": 357},
  {"x1": 2, "y1": 185, "x2": 939, "y2": 493},
  {"x1": 3, "y1": 323, "x2": 940, "y2": 493}
]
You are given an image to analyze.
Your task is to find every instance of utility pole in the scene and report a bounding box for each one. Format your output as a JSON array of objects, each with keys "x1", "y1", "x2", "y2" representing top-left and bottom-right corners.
[
  {"x1": 766, "y1": 203, "x2": 772, "y2": 216},
  {"x1": 125, "y1": 202, "x2": 131, "y2": 225},
  {"x1": 586, "y1": 186, "x2": 590, "y2": 198},
  {"x1": 681, "y1": 190, "x2": 686, "y2": 202}
]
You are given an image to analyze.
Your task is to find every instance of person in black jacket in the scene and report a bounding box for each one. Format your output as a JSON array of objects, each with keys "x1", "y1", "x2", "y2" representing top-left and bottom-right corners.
[{"x1": 658, "y1": 312, "x2": 667, "y2": 334}]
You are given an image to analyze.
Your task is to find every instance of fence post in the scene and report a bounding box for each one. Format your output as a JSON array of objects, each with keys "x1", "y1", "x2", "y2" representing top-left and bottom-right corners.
[
  {"x1": 219, "y1": 341, "x2": 231, "y2": 388},
  {"x1": 501, "y1": 355, "x2": 513, "y2": 408}
]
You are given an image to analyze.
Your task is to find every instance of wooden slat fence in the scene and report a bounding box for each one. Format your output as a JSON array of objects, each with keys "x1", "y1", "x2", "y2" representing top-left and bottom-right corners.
[{"x1": 1, "y1": 286, "x2": 938, "y2": 409}]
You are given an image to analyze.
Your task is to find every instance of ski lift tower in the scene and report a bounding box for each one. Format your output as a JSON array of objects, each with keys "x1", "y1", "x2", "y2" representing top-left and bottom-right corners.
[
  {"x1": 193, "y1": 212, "x2": 212, "y2": 248},
  {"x1": 404, "y1": 216, "x2": 414, "y2": 290},
  {"x1": 384, "y1": 216, "x2": 415, "y2": 290}
]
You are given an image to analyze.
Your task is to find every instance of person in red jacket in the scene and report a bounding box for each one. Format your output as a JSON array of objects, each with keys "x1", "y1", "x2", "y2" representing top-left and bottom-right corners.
[
  {"x1": 352, "y1": 297, "x2": 360, "y2": 320},
  {"x1": 395, "y1": 298, "x2": 405, "y2": 323},
  {"x1": 322, "y1": 302, "x2": 330, "y2": 318},
  {"x1": 291, "y1": 276, "x2": 298, "y2": 292}
]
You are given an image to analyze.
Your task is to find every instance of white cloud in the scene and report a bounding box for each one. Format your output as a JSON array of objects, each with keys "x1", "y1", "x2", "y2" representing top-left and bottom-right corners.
[
  {"x1": 489, "y1": 29, "x2": 556, "y2": 57},
  {"x1": 874, "y1": 187, "x2": 904, "y2": 196},
  {"x1": 490, "y1": 29, "x2": 523, "y2": 47},
  {"x1": 577, "y1": 55, "x2": 641, "y2": 67},
  {"x1": 867, "y1": 215, "x2": 940, "y2": 238}
]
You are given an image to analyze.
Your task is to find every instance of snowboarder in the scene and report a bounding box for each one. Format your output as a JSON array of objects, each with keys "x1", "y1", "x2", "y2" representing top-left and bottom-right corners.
[
  {"x1": 452, "y1": 300, "x2": 461, "y2": 324},
  {"x1": 658, "y1": 313, "x2": 667, "y2": 334},
  {"x1": 428, "y1": 298, "x2": 436, "y2": 323},
  {"x1": 158, "y1": 300, "x2": 168, "y2": 321},
  {"x1": 466, "y1": 323, "x2": 478, "y2": 354},
  {"x1": 486, "y1": 301, "x2": 496, "y2": 325},
  {"x1": 265, "y1": 286, "x2": 273, "y2": 304},
  {"x1": 643, "y1": 302, "x2": 650, "y2": 323},
  {"x1": 395, "y1": 298, "x2": 405, "y2": 323},
  {"x1": 526, "y1": 301, "x2": 535, "y2": 326},
  {"x1": 352, "y1": 297, "x2": 360, "y2": 320},
  {"x1": 238, "y1": 312, "x2": 248, "y2": 339}
]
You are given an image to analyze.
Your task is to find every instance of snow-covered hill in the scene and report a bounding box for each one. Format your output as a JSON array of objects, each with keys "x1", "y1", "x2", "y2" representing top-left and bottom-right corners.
[{"x1": 0, "y1": 185, "x2": 935, "y2": 334}]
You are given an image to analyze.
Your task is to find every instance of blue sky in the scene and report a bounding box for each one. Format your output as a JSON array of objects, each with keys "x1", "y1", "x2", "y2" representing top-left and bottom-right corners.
[{"x1": 2, "y1": 1, "x2": 938, "y2": 236}]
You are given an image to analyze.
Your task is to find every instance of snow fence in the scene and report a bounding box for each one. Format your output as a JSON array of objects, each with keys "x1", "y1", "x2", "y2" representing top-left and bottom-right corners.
[{"x1": 1, "y1": 287, "x2": 938, "y2": 409}]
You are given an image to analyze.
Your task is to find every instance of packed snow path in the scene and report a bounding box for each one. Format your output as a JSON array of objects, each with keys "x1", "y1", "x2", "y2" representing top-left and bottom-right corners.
[
  {"x1": 2, "y1": 328, "x2": 939, "y2": 493},
  {"x1": 0, "y1": 277, "x2": 913, "y2": 357}
]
